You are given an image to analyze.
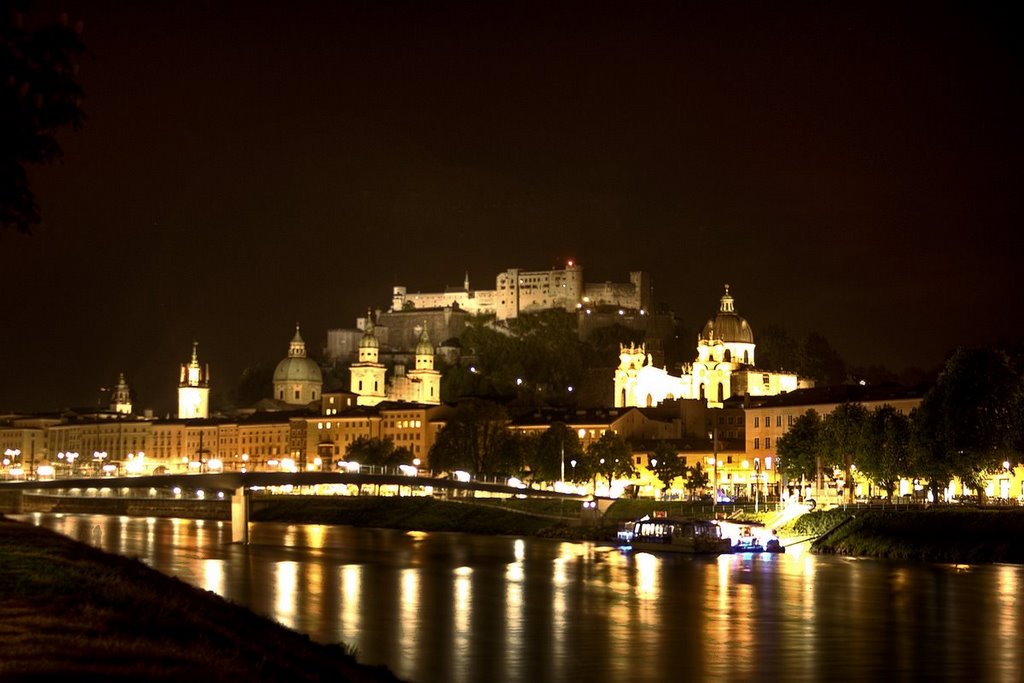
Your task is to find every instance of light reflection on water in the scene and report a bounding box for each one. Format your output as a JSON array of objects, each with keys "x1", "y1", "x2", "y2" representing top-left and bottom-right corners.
[{"x1": 17, "y1": 512, "x2": 1024, "y2": 683}]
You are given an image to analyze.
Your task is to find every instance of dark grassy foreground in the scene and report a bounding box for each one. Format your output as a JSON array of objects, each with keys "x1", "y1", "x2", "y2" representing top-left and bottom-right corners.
[
  {"x1": 0, "y1": 518, "x2": 402, "y2": 682},
  {"x1": 780, "y1": 507, "x2": 1024, "y2": 563}
]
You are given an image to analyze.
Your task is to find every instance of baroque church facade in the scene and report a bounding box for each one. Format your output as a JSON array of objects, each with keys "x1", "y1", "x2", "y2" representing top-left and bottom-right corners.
[
  {"x1": 614, "y1": 286, "x2": 804, "y2": 409},
  {"x1": 350, "y1": 312, "x2": 441, "y2": 406}
]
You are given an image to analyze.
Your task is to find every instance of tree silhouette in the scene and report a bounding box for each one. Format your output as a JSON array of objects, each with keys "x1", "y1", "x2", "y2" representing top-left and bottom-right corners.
[{"x1": 2, "y1": 4, "x2": 86, "y2": 233}]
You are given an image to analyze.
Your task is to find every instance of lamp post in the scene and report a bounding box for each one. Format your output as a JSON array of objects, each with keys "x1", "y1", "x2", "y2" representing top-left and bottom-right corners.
[
  {"x1": 754, "y1": 458, "x2": 761, "y2": 513},
  {"x1": 560, "y1": 438, "x2": 565, "y2": 483},
  {"x1": 710, "y1": 422, "x2": 719, "y2": 517}
]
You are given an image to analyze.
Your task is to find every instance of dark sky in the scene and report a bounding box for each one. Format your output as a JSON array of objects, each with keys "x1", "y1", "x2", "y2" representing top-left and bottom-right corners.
[{"x1": 3, "y1": 1, "x2": 1020, "y2": 415}]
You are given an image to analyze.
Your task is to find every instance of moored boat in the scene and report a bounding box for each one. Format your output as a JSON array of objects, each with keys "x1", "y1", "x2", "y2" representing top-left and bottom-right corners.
[{"x1": 617, "y1": 516, "x2": 733, "y2": 554}]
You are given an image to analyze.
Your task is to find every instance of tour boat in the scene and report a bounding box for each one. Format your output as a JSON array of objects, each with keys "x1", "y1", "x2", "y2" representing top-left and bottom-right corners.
[{"x1": 617, "y1": 516, "x2": 733, "y2": 554}]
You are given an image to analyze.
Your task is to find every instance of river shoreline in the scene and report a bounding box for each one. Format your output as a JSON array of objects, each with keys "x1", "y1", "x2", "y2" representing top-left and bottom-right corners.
[{"x1": 0, "y1": 517, "x2": 403, "y2": 681}]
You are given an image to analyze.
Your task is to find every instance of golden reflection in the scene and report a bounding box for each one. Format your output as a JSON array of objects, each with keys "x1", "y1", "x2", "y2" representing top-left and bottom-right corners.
[
  {"x1": 304, "y1": 524, "x2": 326, "y2": 549},
  {"x1": 406, "y1": 530, "x2": 428, "y2": 541},
  {"x1": 283, "y1": 524, "x2": 298, "y2": 547},
  {"x1": 514, "y1": 538, "x2": 525, "y2": 562},
  {"x1": 400, "y1": 569, "x2": 420, "y2": 647},
  {"x1": 996, "y1": 566, "x2": 1019, "y2": 675},
  {"x1": 634, "y1": 552, "x2": 658, "y2": 599},
  {"x1": 339, "y1": 564, "x2": 362, "y2": 645},
  {"x1": 505, "y1": 559, "x2": 525, "y2": 674},
  {"x1": 552, "y1": 557, "x2": 567, "y2": 587},
  {"x1": 274, "y1": 561, "x2": 298, "y2": 629},
  {"x1": 202, "y1": 560, "x2": 225, "y2": 594},
  {"x1": 454, "y1": 566, "x2": 473, "y2": 637}
]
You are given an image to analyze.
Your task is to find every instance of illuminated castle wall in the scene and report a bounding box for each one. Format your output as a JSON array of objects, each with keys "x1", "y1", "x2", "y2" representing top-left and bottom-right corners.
[{"x1": 390, "y1": 261, "x2": 650, "y2": 321}]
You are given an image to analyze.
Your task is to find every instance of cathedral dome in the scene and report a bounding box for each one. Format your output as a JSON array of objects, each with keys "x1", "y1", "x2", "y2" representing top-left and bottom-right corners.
[
  {"x1": 273, "y1": 355, "x2": 323, "y2": 384},
  {"x1": 700, "y1": 285, "x2": 754, "y2": 344},
  {"x1": 273, "y1": 326, "x2": 323, "y2": 384}
]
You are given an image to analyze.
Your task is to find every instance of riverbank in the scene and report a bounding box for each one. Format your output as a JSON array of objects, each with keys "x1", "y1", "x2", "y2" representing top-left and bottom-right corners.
[
  {"x1": 781, "y1": 507, "x2": 1024, "y2": 563},
  {"x1": 0, "y1": 517, "x2": 402, "y2": 681}
]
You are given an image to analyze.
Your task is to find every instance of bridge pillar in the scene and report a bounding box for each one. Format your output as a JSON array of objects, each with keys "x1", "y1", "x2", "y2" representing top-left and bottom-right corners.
[{"x1": 231, "y1": 487, "x2": 249, "y2": 544}]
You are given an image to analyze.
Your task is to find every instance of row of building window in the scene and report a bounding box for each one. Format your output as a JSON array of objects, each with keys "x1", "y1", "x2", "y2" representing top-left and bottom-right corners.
[{"x1": 752, "y1": 415, "x2": 795, "y2": 428}]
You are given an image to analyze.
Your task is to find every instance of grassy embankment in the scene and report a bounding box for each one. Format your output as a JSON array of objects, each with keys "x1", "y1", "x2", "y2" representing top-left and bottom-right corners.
[
  {"x1": 778, "y1": 507, "x2": 1024, "y2": 563},
  {"x1": 0, "y1": 517, "x2": 402, "y2": 682}
]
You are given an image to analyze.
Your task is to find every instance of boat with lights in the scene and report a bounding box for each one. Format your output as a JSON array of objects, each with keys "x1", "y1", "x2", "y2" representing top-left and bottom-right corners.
[{"x1": 617, "y1": 516, "x2": 733, "y2": 554}]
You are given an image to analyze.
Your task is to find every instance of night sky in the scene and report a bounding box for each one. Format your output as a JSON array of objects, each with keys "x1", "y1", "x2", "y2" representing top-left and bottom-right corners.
[{"x1": 3, "y1": 1, "x2": 1020, "y2": 415}]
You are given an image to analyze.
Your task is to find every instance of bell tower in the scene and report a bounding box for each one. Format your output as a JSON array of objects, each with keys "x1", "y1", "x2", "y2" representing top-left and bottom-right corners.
[
  {"x1": 350, "y1": 311, "x2": 387, "y2": 406},
  {"x1": 178, "y1": 342, "x2": 210, "y2": 419}
]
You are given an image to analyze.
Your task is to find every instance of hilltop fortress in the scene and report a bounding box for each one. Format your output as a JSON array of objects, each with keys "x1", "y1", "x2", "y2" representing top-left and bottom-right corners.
[{"x1": 390, "y1": 261, "x2": 651, "y2": 320}]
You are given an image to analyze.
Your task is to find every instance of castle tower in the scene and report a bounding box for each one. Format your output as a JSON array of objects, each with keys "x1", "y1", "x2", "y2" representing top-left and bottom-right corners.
[
  {"x1": 350, "y1": 311, "x2": 387, "y2": 406},
  {"x1": 407, "y1": 325, "x2": 441, "y2": 404},
  {"x1": 273, "y1": 324, "x2": 323, "y2": 405},
  {"x1": 178, "y1": 342, "x2": 210, "y2": 419},
  {"x1": 110, "y1": 372, "x2": 132, "y2": 415}
]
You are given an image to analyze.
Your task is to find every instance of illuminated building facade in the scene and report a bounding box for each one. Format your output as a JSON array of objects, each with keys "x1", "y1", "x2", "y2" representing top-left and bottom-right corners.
[
  {"x1": 110, "y1": 373, "x2": 132, "y2": 415},
  {"x1": 350, "y1": 316, "x2": 441, "y2": 406},
  {"x1": 178, "y1": 342, "x2": 210, "y2": 419},
  {"x1": 745, "y1": 384, "x2": 925, "y2": 500},
  {"x1": 615, "y1": 286, "x2": 803, "y2": 409},
  {"x1": 390, "y1": 262, "x2": 651, "y2": 321}
]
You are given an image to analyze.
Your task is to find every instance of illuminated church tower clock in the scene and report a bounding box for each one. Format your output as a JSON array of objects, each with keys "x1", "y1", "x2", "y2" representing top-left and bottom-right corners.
[{"x1": 178, "y1": 341, "x2": 210, "y2": 419}]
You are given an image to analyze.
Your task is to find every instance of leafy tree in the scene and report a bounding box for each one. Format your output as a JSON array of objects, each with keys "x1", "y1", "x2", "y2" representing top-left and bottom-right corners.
[
  {"x1": 346, "y1": 437, "x2": 403, "y2": 467},
  {"x1": 800, "y1": 332, "x2": 847, "y2": 386},
  {"x1": 530, "y1": 423, "x2": 584, "y2": 484},
  {"x1": 233, "y1": 361, "x2": 275, "y2": 406},
  {"x1": 684, "y1": 462, "x2": 709, "y2": 499},
  {"x1": 819, "y1": 403, "x2": 869, "y2": 502},
  {"x1": 756, "y1": 324, "x2": 801, "y2": 372},
  {"x1": 777, "y1": 410, "x2": 821, "y2": 485},
  {"x1": 648, "y1": 441, "x2": 688, "y2": 494},
  {"x1": 493, "y1": 432, "x2": 532, "y2": 481},
  {"x1": 858, "y1": 405, "x2": 911, "y2": 500},
  {"x1": 912, "y1": 347, "x2": 1022, "y2": 502},
  {"x1": 427, "y1": 399, "x2": 510, "y2": 476},
  {"x1": 584, "y1": 431, "x2": 634, "y2": 489},
  {"x1": 2, "y1": 5, "x2": 86, "y2": 233}
]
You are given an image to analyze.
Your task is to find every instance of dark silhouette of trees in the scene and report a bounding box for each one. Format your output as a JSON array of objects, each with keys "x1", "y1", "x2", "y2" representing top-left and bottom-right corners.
[
  {"x1": 427, "y1": 399, "x2": 511, "y2": 476},
  {"x1": 777, "y1": 409, "x2": 821, "y2": 485},
  {"x1": 583, "y1": 431, "x2": 634, "y2": 490},
  {"x1": 858, "y1": 405, "x2": 911, "y2": 500},
  {"x1": 648, "y1": 441, "x2": 688, "y2": 494},
  {"x1": 530, "y1": 422, "x2": 583, "y2": 484},
  {"x1": 756, "y1": 324, "x2": 801, "y2": 372},
  {"x1": 345, "y1": 437, "x2": 408, "y2": 467},
  {"x1": 911, "y1": 347, "x2": 1023, "y2": 503},
  {"x1": 2, "y1": 4, "x2": 85, "y2": 233},
  {"x1": 819, "y1": 403, "x2": 869, "y2": 502}
]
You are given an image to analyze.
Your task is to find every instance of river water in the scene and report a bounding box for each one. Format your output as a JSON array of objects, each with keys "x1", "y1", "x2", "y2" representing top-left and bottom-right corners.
[{"x1": 17, "y1": 513, "x2": 1023, "y2": 683}]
